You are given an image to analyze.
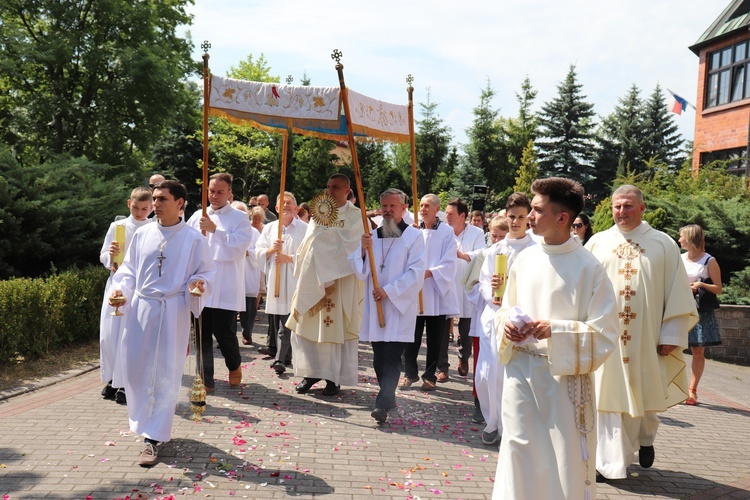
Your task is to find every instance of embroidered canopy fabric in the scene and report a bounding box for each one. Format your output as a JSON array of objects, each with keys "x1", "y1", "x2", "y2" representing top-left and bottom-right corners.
[{"x1": 209, "y1": 75, "x2": 410, "y2": 143}]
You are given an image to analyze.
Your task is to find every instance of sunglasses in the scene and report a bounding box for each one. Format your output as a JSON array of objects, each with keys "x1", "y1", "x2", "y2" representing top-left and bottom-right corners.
[
  {"x1": 148, "y1": 183, "x2": 156, "y2": 188},
  {"x1": 572, "y1": 223, "x2": 584, "y2": 229}
]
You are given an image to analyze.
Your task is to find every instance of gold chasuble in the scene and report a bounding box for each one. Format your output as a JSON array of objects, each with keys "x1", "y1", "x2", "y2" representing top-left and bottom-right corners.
[
  {"x1": 287, "y1": 201, "x2": 364, "y2": 344},
  {"x1": 586, "y1": 222, "x2": 698, "y2": 417}
]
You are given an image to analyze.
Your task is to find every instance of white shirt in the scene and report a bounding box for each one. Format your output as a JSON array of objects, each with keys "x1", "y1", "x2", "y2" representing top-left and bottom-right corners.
[{"x1": 187, "y1": 203, "x2": 254, "y2": 311}]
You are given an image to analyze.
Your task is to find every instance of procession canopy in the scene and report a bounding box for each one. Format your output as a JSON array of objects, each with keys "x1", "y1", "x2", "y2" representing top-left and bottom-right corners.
[{"x1": 209, "y1": 75, "x2": 411, "y2": 143}]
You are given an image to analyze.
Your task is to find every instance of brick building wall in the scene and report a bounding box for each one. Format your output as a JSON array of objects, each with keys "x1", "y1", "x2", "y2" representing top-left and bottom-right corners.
[
  {"x1": 705, "y1": 305, "x2": 750, "y2": 366},
  {"x1": 692, "y1": 31, "x2": 750, "y2": 172}
]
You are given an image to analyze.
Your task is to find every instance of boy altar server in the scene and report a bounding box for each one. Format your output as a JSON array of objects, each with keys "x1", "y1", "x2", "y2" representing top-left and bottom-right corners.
[
  {"x1": 99, "y1": 186, "x2": 153, "y2": 403},
  {"x1": 492, "y1": 177, "x2": 619, "y2": 499}
]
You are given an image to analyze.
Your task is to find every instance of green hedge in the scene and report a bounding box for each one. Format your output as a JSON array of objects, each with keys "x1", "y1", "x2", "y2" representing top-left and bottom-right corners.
[{"x1": 0, "y1": 266, "x2": 108, "y2": 364}]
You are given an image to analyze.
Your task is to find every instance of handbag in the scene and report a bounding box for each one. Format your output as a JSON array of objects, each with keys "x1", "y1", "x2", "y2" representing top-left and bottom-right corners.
[{"x1": 694, "y1": 256, "x2": 720, "y2": 312}]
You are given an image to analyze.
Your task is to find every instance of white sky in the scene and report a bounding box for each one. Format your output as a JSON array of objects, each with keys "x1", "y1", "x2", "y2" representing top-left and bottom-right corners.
[{"x1": 186, "y1": 0, "x2": 727, "y2": 147}]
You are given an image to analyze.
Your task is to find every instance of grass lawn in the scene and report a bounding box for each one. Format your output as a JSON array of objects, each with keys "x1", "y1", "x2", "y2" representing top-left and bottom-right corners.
[{"x1": 0, "y1": 340, "x2": 100, "y2": 393}]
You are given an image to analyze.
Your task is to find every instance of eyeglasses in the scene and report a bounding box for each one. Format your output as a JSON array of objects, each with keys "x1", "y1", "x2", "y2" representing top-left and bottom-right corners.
[
  {"x1": 148, "y1": 183, "x2": 156, "y2": 188},
  {"x1": 572, "y1": 223, "x2": 584, "y2": 229}
]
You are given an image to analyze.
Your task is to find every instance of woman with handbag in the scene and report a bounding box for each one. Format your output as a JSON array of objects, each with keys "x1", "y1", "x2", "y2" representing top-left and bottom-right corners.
[{"x1": 678, "y1": 224, "x2": 723, "y2": 406}]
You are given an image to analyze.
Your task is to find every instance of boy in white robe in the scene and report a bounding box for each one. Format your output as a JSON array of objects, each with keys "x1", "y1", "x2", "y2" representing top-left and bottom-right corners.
[
  {"x1": 349, "y1": 189, "x2": 425, "y2": 423},
  {"x1": 99, "y1": 186, "x2": 153, "y2": 403},
  {"x1": 475, "y1": 193, "x2": 536, "y2": 446},
  {"x1": 109, "y1": 180, "x2": 215, "y2": 467},
  {"x1": 464, "y1": 215, "x2": 508, "y2": 425},
  {"x1": 493, "y1": 178, "x2": 619, "y2": 500}
]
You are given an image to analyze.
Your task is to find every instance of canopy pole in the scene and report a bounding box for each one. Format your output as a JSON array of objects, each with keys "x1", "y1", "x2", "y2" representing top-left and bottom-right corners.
[
  {"x1": 201, "y1": 41, "x2": 211, "y2": 229},
  {"x1": 406, "y1": 75, "x2": 424, "y2": 314},
  {"x1": 275, "y1": 127, "x2": 290, "y2": 298},
  {"x1": 275, "y1": 76, "x2": 294, "y2": 297},
  {"x1": 332, "y1": 49, "x2": 385, "y2": 328}
]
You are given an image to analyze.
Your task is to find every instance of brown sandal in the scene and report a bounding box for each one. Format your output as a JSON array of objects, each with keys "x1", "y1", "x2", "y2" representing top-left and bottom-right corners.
[{"x1": 685, "y1": 388, "x2": 698, "y2": 406}]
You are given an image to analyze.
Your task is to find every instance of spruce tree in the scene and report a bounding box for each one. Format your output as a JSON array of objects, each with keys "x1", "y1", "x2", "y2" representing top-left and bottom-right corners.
[
  {"x1": 513, "y1": 140, "x2": 539, "y2": 195},
  {"x1": 415, "y1": 89, "x2": 452, "y2": 194},
  {"x1": 459, "y1": 79, "x2": 508, "y2": 197},
  {"x1": 642, "y1": 83, "x2": 684, "y2": 169},
  {"x1": 537, "y1": 65, "x2": 597, "y2": 184},
  {"x1": 504, "y1": 76, "x2": 539, "y2": 168}
]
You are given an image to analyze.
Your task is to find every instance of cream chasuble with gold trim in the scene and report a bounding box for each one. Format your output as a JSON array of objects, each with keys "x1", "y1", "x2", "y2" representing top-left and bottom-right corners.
[{"x1": 586, "y1": 222, "x2": 698, "y2": 416}]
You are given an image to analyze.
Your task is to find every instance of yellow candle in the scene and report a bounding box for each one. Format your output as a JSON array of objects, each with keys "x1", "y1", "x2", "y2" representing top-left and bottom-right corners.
[
  {"x1": 113, "y1": 225, "x2": 126, "y2": 268},
  {"x1": 494, "y1": 253, "x2": 508, "y2": 299}
]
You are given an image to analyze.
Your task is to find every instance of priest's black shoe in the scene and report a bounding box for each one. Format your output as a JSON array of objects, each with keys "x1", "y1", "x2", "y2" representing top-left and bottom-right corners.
[
  {"x1": 321, "y1": 381, "x2": 340, "y2": 396},
  {"x1": 639, "y1": 445, "x2": 655, "y2": 468},
  {"x1": 101, "y1": 382, "x2": 117, "y2": 400},
  {"x1": 371, "y1": 408, "x2": 387, "y2": 423},
  {"x1": 258, "y1": 346, "x2": 276, "y2": 357},
  {"x1": 295, "y1": 377, "x2": 320, "y2": 394},
  {"x1": 272, "y1": 361, "x2": 286, "y2": 375}
]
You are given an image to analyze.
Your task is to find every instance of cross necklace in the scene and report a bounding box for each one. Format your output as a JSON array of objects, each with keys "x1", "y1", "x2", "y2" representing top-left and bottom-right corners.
[
  {"x1": 157, "y1": 225, "x2": 185, "y2": 277},
  {"x1": 380, "y1": 238, "x2": 396, "y2": 272}
]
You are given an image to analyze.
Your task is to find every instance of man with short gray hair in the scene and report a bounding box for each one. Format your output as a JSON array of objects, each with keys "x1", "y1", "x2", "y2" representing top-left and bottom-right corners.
[{"x1": 401, "y1": 194, "x2": 459, "y2": 391}]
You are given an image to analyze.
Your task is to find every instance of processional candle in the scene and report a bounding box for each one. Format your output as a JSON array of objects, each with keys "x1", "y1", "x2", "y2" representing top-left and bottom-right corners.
[{"x1": 494, "y1": 253, "x2": 508, "y2": 300}]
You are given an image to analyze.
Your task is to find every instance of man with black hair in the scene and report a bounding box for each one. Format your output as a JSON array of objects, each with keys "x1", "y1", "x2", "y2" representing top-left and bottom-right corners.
[{"x1": 110, "y1": 180, "x2": 214, "y2": 467}]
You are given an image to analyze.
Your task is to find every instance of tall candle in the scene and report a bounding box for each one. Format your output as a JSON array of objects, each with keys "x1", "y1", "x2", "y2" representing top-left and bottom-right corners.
[
  {"x1": 494, "y1": 253, "x2": 508, "y2": 299},
  {"x1": 113, "y1": 224, "x2": 126, "y2": 269}
]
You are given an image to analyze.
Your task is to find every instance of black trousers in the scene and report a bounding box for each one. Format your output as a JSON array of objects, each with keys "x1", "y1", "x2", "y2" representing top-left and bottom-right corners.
[
  {"x1": 272, "y1": 313, "x2": 292, "y2": 365},
  {"x1": 266, "y1": 314, "x2": 278, "y2": 351},
  {"x1": 372, "y1": 341, "x2": 408, "y2": 410},
  {"x1": 456, "y1": 317, "x2": 472, "y2": 361},
  {"x1": 198, "y1": 307, "x2": 241, "y2": 388},
  {"x1": 232, "y1": 295, "x2": 258, "y2": 341},
  {"x1": 404, "y1": 315, "x2": 447, "y2": 384}
]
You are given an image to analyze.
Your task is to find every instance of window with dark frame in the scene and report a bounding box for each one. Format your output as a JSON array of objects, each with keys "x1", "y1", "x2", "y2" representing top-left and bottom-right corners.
[
  {"x1": 706, "y1": 40, "x2": 750, "y2": 108},
  {"x1": 699, "y1": 147, "x2": 748, "y2": 176}
]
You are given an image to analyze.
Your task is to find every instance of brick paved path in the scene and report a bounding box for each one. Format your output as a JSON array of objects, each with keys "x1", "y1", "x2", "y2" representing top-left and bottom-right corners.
[{"x1": 1, "y1": 311, "x2": 749, "y2": 499}]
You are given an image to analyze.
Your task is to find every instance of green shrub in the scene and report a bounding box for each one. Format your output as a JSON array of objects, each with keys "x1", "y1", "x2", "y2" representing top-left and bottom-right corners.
[
  {"x1": 720, "y1": 266, "x2": 750, "y2": 306},
  {"x1": 0, "y1": 266, "x2": 108, "y2": 363}
]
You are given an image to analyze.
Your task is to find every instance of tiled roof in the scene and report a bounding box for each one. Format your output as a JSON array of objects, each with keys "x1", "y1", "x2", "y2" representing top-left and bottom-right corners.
[{"x1": 690, "y1": 0, "x2": 750, "y2": 54}]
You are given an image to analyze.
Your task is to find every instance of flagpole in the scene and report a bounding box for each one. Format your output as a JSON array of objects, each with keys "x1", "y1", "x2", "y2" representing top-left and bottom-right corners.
[
  {"x1": 332, "y1": 49, "x2": 385, "y2": 328},
  {"x1": 406, "y1": 75, "x2": 424, "y2": 314}
]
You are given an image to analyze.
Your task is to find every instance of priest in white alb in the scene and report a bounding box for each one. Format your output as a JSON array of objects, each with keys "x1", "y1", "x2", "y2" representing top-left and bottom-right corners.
[
  {"x1": 287, "y1": 174, "x2": 364, "y2": 396},
  {"x1": 493, "y1": 178, "x2": 619, "y2": 500},
  {"x1": 585, "y1": 184, "x2": 698, "y2": 480},
  {"x1": 349, "y1": 188, "x2": 425, "y2": 424},
  {"x1": 109, "y1": 180, "x2": 215, "y2": 467}
]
